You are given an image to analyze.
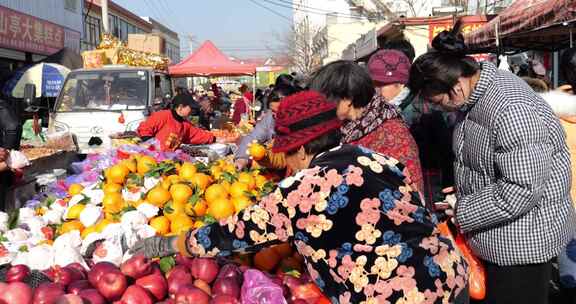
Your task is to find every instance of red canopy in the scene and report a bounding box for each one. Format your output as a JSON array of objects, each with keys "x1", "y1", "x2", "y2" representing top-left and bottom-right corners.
[
  {"x1": 169, "y1": 41, "x2": 256, "y2": 77},
  {"x1": 465, "y1": 0, "x2": 576, "y2": 53}
]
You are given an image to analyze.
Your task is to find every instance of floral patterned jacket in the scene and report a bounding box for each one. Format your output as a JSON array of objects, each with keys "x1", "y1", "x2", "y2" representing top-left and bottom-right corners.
[{"x1": 178, "y1": 145, "x2": 468, "y2": 303}]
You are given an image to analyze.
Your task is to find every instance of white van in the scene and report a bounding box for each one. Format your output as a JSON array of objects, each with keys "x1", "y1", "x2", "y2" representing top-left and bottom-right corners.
[{"x1": 49, "y1": 66, "x2": 173, "y2": 153}]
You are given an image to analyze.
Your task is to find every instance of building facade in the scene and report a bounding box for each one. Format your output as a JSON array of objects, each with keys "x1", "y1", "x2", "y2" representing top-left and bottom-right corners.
[
  {"x1": 82, "y1": 0, "x2": 152, "y2": 51},
  {"x1": 141, "y1": 17, "x2": 180, "y2": 64}
]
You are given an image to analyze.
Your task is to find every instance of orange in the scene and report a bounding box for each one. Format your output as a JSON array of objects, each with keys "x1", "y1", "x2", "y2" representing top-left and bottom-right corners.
[
  {"x1": 146, "y1": 186, "x2": 171, "y2": 207},
  {"x1": 253, "y1": 247, "x2": 281, "y2": 272},
  {"x1": 102, "y1": 192, "x2": 125, "y2": 214},
  {"x1": 189, "y1": 173, "x2": 211, "y2": 191},
  {"x1": 60, "y1": 220, "x2": 84, "y2": 234},
  {"x1": 272, "y1": 242, "x2": 293, "y2": 259},
  {"x1": 137, "y1": 156, "x2": 157, "y2": 175},
  {"x1": 185, "y1": 199, "x2": 207, "y2": 217},
  {"x1": 150, "y1": 216, "x2": 170, "y2": 235},
  {"x1": 249, "y1": 142, "x2": 266, "y2": 161},
  {"x1": 210, "y1": 166, "x2": 223, "y2": 180},
  {"x1": 238, "y1": 172, "x2": 256, "y2": 190},
  {"x1": 220, "y1": 181, "x2": 231, "y2": 193},
  {"x1": 179, "y1": 162, "x2": 197, "y2": 180},
  {"x1": 66, "y1": 204, "x2": 86, "y2": 220},
  {"x1": 68, "y1": 184, "x2": 84, "y2": 196},
  {"x1": 222, "y1": 164, "x2": 236, "y2": 174},
  {"x1": 193, "y1": 220, "x2": 204, "y2": 229},
  {"x1": 161, "y1": 179, "x2": 172, "y2": 190},
  {"x1": 255, "y1": 175, "x2": 268, "y2": 189},
  {"x1": 170, "y1": 214, "x2": 194, "y2": 234},
  {"x1": 95, "y1": 218, "x2": 114, "y2": 232},
  {"x1": 204, "y1": 184, "x2": 228, "y2": 203},
  {"x1": 230, "y1": 182, "x2": 250, "y2": 198},
  {"x1": 167, "y1": 175, "x2": 183, "y2": 184},
  {"x1": 207, "y1": 197, "x2": 234, "y2": 220},
  {"x1": 170, "y1": 183, "x2": 193, "y2": 204},
  {"x1": 81, "y1": 225, "x2": 99, "y2": 239},
  {"x1": 232, "y1": 196, "x2": 253, "y2": 213},
  {"x1": 102, "y1": 183, "x2": 122, "y2": 194},
  {"x1": 108, "y1": 164, "x2": 130, "y2": 184},
  {"x1": 121, "y1": 159, "x2": 137, "y2": 173},
  {"x1": 163, "y1": 201, "x2": 185, "y2": 221}
]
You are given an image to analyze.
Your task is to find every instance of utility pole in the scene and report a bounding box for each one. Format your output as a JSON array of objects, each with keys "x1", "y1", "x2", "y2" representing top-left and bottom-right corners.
[{"x1": 102, "y1": 0, "x2": 109, "y2": 33}]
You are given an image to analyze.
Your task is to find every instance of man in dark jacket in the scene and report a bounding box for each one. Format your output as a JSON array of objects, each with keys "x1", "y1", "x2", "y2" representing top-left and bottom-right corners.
[{"x1": 0, "y1": 98, "x2": 20, "y2": 210}]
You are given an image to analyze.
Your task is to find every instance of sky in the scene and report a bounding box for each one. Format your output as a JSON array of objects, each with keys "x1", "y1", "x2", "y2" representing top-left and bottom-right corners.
[{"x1": 113, "y1": 0, "x2": 294, "y2": 60}]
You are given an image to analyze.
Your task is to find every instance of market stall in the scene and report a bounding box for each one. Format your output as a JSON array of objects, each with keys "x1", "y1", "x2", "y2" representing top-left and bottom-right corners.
[{"x1": 465, "y1": 0, "x2": 576, "y2": 53}]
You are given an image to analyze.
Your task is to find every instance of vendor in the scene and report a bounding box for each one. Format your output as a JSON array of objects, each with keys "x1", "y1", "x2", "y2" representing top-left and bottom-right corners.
[
  {"x1": 137, "y1": 95, "x2": 215, "y2": 151},
  {"x1": 234, "y1": 74, "x2": 302, "y2": 170},
  {"x1": 131, "y1": 91, "x2": 469, "y2": 303},
  {"x1": 0, "y1": 97, "x2": 19, "y2": 210}
]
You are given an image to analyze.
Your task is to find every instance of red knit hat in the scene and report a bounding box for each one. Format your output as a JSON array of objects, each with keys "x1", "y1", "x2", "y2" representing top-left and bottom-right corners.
[
  {"x1": 368, "y1": 49, "x2": 411, "y2": 85},
  {"x1": 272, "y1": 91, "x2": 342, "y2": 153}
]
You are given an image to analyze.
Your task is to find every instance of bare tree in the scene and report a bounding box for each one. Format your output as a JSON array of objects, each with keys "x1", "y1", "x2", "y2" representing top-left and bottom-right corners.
[{"x1": 397, "y1": 0, "x2": 428, "y2": 16}]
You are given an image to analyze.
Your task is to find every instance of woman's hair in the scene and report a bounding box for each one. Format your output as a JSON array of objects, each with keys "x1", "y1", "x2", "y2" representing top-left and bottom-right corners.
[
  {"x1": 308, "y1": 60, "x2": 375, "y2": 108},
  {"x1": 521, "y1": 77, "x2": 549, "y2": 93},
  {"x1": 286, "y1": 129, "x2": 342, "y2": 156},
  {"x1": 561, "y1": 48, "x2": 576, "y2": 90},
  {"x1": 267, "y1": 74, "x2": 303, "y2": 106},
  {"x1": 382, "y1": 38, "x2": 415, "y2": 63},
  {"x1": 408, "y1": 24, "x2": 480, "y2": 97}
]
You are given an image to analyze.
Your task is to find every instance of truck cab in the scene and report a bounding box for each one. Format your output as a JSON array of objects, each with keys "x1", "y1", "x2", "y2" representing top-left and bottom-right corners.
[{"x1": 50, "y1": 66, "x2": 173, "y2": 153}]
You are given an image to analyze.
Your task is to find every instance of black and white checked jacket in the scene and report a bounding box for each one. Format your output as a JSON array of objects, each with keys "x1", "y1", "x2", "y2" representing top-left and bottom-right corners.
[{"x1": 454, "y1": 62, "x2": 576, "y2": 266}]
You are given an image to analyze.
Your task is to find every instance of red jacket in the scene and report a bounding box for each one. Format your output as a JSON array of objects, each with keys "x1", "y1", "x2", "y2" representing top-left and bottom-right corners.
[
  {"x1": 137, "y1": 110, "x2": 214, "y2": 151},
  {"x1": 231, "y1": 98, "x2": 247, "y2": 125},
  {"x1": 350, "y1": 118, "x2": 424, "y2": 192}
]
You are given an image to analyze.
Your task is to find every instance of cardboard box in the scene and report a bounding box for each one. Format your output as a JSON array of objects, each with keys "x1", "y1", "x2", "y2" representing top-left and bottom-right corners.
[
  {"x1": 82, "y1": 50, "x2": 106, "y2": 68},
  {"x1": 128, "y1": 34, "x2": 165, "y2": 54}
]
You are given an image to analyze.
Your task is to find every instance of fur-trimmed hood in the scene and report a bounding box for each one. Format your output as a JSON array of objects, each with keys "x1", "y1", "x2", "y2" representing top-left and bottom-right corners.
[{"x1": 541, "y1": 91, "x2": 576, "y2": 123}]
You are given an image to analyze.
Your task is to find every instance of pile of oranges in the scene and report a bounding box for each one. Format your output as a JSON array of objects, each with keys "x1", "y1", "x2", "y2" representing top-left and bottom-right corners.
[{"x1": 54, "y1": 153, "x2": 274, "y2": 240}]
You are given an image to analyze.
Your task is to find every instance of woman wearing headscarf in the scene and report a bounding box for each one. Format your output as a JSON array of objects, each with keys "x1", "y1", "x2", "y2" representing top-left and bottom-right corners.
[
  {"x1": 132, "y1": 91, "x2": 469, "y2": 304},
  {"x1": 308, "y1": 61, "x2": 424, "y2": 193}
]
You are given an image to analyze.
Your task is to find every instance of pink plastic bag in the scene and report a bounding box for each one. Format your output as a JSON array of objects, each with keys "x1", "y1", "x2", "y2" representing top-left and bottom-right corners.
[{"x1": 241, "y1": 269, "x2": 287, "y2": 304}]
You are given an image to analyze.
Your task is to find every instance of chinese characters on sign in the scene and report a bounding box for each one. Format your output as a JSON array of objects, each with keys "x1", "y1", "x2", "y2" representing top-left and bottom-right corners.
[
  {"x1": 429, "y1": 22, "x2": 490, "y2": 62},
  {"x1": 0, "y1": 5, "x2": 64, "y2": 55}
]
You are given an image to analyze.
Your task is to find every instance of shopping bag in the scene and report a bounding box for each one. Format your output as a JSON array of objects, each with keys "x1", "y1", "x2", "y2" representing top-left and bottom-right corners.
[{"x1": 438, "y1": 221, "x2": 486, "y2": 300}]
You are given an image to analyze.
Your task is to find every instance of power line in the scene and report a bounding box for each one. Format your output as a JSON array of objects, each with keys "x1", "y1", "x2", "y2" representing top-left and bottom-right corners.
[
  {"x1": 262, "y1": 0, "x2": 368, "y2": 20},
  {"x1": 246, "y1": 0, "x2": 293, "y2": 23}
]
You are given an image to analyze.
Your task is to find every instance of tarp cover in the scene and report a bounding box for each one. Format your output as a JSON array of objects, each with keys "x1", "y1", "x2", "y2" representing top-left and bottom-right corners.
[
  {"x1": 465, "y1": 0, "x2": 576, "y2": 53},
  {"x1": 169, "y1": 40, "x2": 256, "y2": 77}
]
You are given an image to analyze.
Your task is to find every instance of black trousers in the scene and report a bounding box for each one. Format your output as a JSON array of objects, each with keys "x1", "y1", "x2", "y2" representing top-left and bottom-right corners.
[
  {"x1": 0, "y1": 170, "x2": 13, "y2": 211},
  {"x1": 471, "y1": 260, "x2": 552, "y2": 304}
]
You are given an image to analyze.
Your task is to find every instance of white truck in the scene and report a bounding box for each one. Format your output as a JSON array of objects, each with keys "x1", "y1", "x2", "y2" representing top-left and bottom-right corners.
[{"x1": 49, "y1": 65, "x2": 173, "y2": 154}]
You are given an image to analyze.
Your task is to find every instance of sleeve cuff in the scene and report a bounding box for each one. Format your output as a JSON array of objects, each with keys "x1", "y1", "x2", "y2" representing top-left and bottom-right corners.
[{"x1": 177, "y1": 231, "x2": 193, "y2": 257}]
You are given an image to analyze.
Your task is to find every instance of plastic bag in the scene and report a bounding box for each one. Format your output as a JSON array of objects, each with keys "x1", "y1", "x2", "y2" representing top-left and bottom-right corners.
[
  {"x1": 6, "y1": 150, "x2": 30, "y2": 169},
  {"x1": 438, "y1": 222, "x2": 486, "y2": 300},
  {"x1": 241, "y1": 269, "x2": 287, "y2": 304},
  {"x1": 558, "y1": 238, "x2": 576, "y2": 288}
]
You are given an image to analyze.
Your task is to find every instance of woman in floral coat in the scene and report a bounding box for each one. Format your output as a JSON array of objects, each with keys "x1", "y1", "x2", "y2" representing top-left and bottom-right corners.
[{"x1": 132, "y1": 91, "x2": 469, "y2": 303}]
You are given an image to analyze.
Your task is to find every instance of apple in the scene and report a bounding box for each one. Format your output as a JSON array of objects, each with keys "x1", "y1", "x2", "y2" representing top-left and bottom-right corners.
[
  {"x1": 173, "y1": 285, "x2": 210, "y2": 304},
  {"x1": 193, "y1": 279, "x2": 211, "y2": 295},
  {"x1": 64, "y1": 263, "x2": 87, "y2": 279},
  {"x1": 167, "y1": 269, "x2": 193, "y2": 295},
  {"x1": 5, "y1": 265, "x2": 30, "y2": 282},
  {"x1": 67, "y1": 280, "x2": 92, "y2": 295},
  {"x1": 87, "y1": 262, "x2": 117, "y2": 288},
  {"x1": 135, "y1": 273, "x2": 167, "y2": 301},
  {"x1": 119, "y1": 285, "x2": 153, "y2": 304},
  {"x1": 190, "y1": 258, "x2": 219, "y2": 283},
  {"x1": 95, "y1": 271, "x2": 127, "y2": 301},
  {"x1": 77, "y1": 289, "x2": 105, "y2": 304},
  {"x1": 51, "y1": 267, "x2": 75, "y2": 287},
  {"x1": 212, "y1": 278, "x2": 240, "y2": 298},
  {"x1": 32, "y1": 282, "x2": 65, "y2": 304},
  {"x1": 54, "y1": 294, "x2": 88, "y2": 304},
  {"x1": 120, "y1": 255, "x2": 152, "y2": 279},
  {"x1": 210, "y1": 294, "x2": 241, "y2": 304}
]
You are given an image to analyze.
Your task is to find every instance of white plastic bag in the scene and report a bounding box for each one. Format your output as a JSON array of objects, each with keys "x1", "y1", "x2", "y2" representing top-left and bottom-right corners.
[{"x1": 6, "y1": 150, "x2": 30, "y2": 169}]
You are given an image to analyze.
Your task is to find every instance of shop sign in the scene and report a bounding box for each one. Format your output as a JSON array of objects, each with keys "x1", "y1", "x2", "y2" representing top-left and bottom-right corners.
[
  {"x1": 355, "y1": 28, "x2": 377, "y2": 59},
  {"x1": 429, "y1": 22, "x2": 485, "y2": 42},
  {"x1": 0, "y1": 5, "x2": 64, "y2": 55}
]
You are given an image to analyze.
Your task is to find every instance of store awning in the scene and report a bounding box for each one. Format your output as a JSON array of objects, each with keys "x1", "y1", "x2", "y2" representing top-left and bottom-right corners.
[
  {"x1": 169, "y1": 41, "x2": 256, "y2": 77},
  {"x1": 465, "y1": 0, "x2": 576, "y2": 53}
]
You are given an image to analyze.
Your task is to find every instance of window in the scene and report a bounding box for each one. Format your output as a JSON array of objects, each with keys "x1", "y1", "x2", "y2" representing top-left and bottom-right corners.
[
  {"x1": 109, "y1": 15, "x2": 120, "y2": 38},
  {"x1": 120, "y1": 19, "x2": 129, "y2": 41},
  {"x1": 65, "y1": 0, "x2": 77, "y2": 12},
  {"x1": 82, "y1": 15, "x2": 101, "y2": 50}
]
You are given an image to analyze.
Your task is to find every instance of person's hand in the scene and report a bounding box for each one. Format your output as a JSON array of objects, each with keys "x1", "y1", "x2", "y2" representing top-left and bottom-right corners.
[
  {"x1": 434, "y1": 187, "x2": 457, "y2": 217},
  {"x1": 0, "y1": 148, "x2": 8, "y2": 162},
  {"x1": 0, "y1": 161, "x2": 8, "y2": 172},
  {"x1": 235, "y1": 158, "x2": 250, "y2": 170},
  {"x1": 130, "y1": 235, "x2": 178, "y2": 258}
]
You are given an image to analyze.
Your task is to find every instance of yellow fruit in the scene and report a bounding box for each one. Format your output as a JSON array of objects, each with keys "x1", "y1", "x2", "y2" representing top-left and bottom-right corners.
[
  {"x1": 207, "y1": 197, "x2": 234, "y2": 220},
  {"x1": 204, "y1": 184, "x2": 228, "y2": 203},
  {"x1": 95, "y1": 219, "x2": 114, "y2": 232},
  {"x1": 108, "y1": 164, "x2": 130, "y2": 184},
  {"x1": 222, "y1": 164, "x2": 236, "y2": 174},
  {"x1": 102, "y1": 192, "x2": 125, "y2": 214},
  {"x1": 255, "y1": 175, "x2": 268, "y2": 189},
  {"x1": 193, "y1": 221, "x2": 204, "y2": 229},
  {"x1": 230, "y1": 182, "x2": 250, "y2": 198},
  {"x1": 179, "y1": 162, "x2": 197, "y2": 180},
  {"x1": 150, "y1": 216, "x2": 170, "y2": 235},
  {"x1": 220, "y1": 181, "x2": 231, "y2": 193},
  {"x1": 68, "y1": 184, "x2": 84, "y2": 196},
  {"x1": 185, "y1": 199, "x2": 207, "y2": 217},
  {"x1": 122, "y1": 159, "x2": 137, "y2": 173},
  {"x1": 102, "y1": 183, "x2": 123, "y2": 194},
  {"x1": 163, "y1": 201, "x2": 185, "y2": 221},
  {"x1": 232, "y1": 196, "x2": 253, "y2": 213},
  {"x1": 146, "y1": 187, "x2": 171, "y2": 207},
  {"x1": 161, "y1": 179, "x2": 172, "y2": 190},
  {"x1": 60, "y1": 220, "x2": 84, "y2": 234},
  {"x1": 190, "y1": 173, "x2": 211, "y2": 191},
  {"x1": 210, "y1": 167, "x2": 223, "y2": 180},
  {"x1": 238, "y1": 173, "x2": 256, "y2": 190},
  {"x1": 167, "y1": 175, "x2": 182, "y2": 184},
  {"x1": 81, "y1": 225, "x2": 99, "y2": 239},
  {"x1": 66, "y1": 204, "x2": 86, "y2": 220},
  {"x1": 137, "y1": 156, "x2": 157, "y2": 175},
  {"x1": 170, "y1": 215, "x2": 194, "y2": 234},
  {"x1": 249, "y1": 143, "x2": 266, "y2": 161},
  {"x1": 170, "y1": 183, "x2": 193, "y2": 204}
]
